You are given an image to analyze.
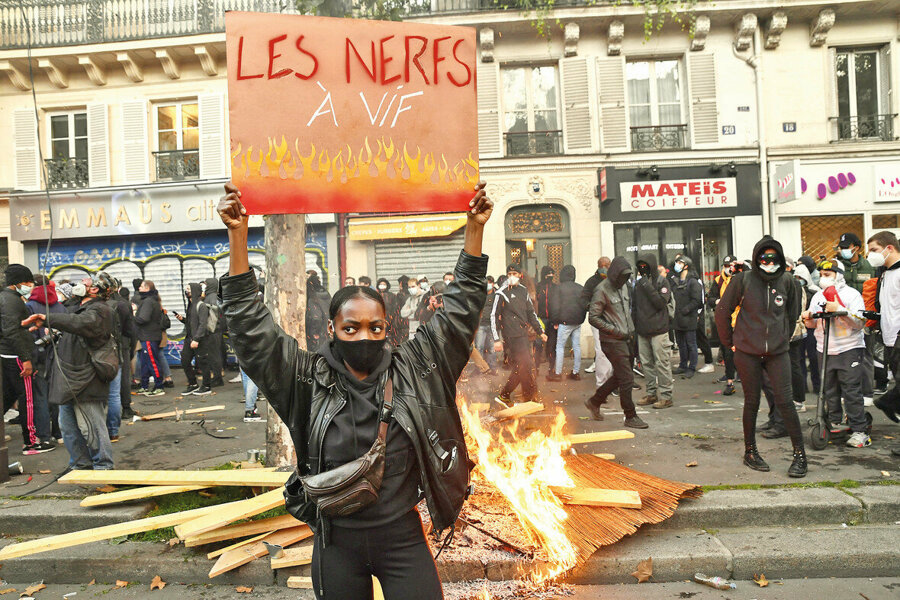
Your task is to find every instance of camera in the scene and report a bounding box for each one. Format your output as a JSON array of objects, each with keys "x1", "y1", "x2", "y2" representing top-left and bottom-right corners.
[{"x1": 35, "y1": 329, "x2": 61, "y2": 348}]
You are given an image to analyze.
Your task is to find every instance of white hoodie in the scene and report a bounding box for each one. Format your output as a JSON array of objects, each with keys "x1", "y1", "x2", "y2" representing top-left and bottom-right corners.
[{"x1": 807, "y1": 275, "x2": 865, "y2": 355}]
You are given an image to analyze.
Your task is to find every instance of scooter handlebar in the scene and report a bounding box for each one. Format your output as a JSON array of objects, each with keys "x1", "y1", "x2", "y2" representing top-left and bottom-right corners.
[{"x1": 810, "y1": 310, "x2": 849, "y2": 319}]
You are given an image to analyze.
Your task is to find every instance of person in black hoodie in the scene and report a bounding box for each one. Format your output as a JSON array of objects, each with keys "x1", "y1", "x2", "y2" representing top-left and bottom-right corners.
[
  {"x1": 548, "y1": 265, "x2": 585, "y2": 381},
  {"x1": 134, "y1": 280, "x2": 170, "y2": 396},
  {"x1": 178, "y1": 282, "x2": 213, "y2": 395},
  {"x1": 535, "y1": 266, "x2": 557, "y2": 375},
  {"x1": 715, "y1": 237, "x2": 807, "y2": 477},
  {"x1": 672, "y1": 256, "x2": 703, "y2": 379},
  {"x1": 203, "y1": 277, "x2": 225, "y2": 387},
  {"x1": 634, "y1": 254, "x2": 675, "y2": 409}
]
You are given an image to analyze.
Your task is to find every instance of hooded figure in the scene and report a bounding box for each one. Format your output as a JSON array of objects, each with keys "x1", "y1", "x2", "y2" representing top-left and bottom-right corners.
[
  {"x1": 633, "y1": 254, "x2": 672, "y2": 338},
  {"x1": 671, "y1": 256, "x2": 703, "y2": 332},
  {"x1": 549, "y1": 265, "x2": 585, "y2": 326},
  {"x1": 203, "y1": 277, "x2": 226, "y2": 386}
]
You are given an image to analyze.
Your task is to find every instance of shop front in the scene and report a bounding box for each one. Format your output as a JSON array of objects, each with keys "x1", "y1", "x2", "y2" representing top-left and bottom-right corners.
[{"x1": 599, "y1": 164, "x2": 763, "y2": 285}]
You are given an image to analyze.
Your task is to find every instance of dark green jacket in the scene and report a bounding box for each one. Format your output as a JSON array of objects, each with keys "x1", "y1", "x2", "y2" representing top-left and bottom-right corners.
[{"x1": 838, "y1": 255, "x2": 875, "y2": 293}]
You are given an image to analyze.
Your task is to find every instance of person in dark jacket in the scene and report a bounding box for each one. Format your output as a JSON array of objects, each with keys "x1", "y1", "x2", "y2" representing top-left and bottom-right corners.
[
  {"x1": 581, "y1": 257, "x2": 612, "y2": 381},
  {"x1": 715, "y1": 237, "x2": 807, "y2": 478},
  {"x1": 203, "y1": 277, "x2": 226, "y2": 387},
  {"x1": 25, "y1": 275, "x2": 67, "y2": 443},
  {"x1": 104, "y1": 279, "x2": 135, "y2": 440},
  {"x1": 633, "y1": 254, "x2": 675, "y2": 409},
  {"x1": 535, "y1": 266, "x2": 557, "y2": 375},
  {"x1": 23, "y1": 272, "x2": 116, "y2": 470},
  {"x1": 113, "y1": 284, "x2": 137, "y2": 417},
  {"x1": 217, "y1": 181, "x2": 492, "y2": 600},
  {"x1": 548, "y1": 265, "x2": 585, "y2": 381},
  {"x1": 491, "y1": 265, "x2": 547, "y2": 404},
  {"x1": 178, "y1": 282, "x2": 213, "y2": 395},
  {"x1": 584, "y1": 257, "x2": 648, "y2": 429},
  {"x1": 134, "y1": 280, "x2": 169, "y2": 396},
  {"x1": 672, "y1": 256, "x2": 703, "y2": 379},
  {"x1": 306, "y1": 276, "x2": 330, "y2": 353},
  {"x1": 376, "y1": 278, "x2": 406, "y2": 348},
  {"x1": 474, "y1": 276, "x2": 497, "y2": 373}
]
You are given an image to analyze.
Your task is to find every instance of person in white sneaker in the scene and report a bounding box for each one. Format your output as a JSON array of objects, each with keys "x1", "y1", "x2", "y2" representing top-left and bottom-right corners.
[{"x1": 802, "y1": 260, "x2": 870, "y2": 448}]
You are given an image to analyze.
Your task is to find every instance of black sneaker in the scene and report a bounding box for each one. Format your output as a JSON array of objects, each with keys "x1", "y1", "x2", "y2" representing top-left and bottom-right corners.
[
  {"x1": 583, "y1": 399, "x2": 603, "y2": 421},
  {"x1": 23, "y1": 440, "x2": 56, "y2": 455},
  {"x1": 716, "y1": 374, "x2": 729, "y2": 384},
  {"x1": 194, "y1": 386, "x2": 212, "y2": 396},
  {"x1": 624, "y1": 416, "x2": 649, "y2": 429},
  {"x1": 122, "y1": 407, "x2": 136, "y2": 420},
  {"x1": 743, "y1": 445, "x2": 770, "y2": 472},
  {"x1": 761, "y1": 428, "x2": 788, "y2": 439},
  {"x1": 183, "y1": 384, "x2": 200, "y2": 395},
  {"x1": 682, "y1": 369, "x2": 696, "y2": 379},
  {"x1": 672, "y1": 367, "x2": 685, "y2": 375},
  {"x1": 244, "y1": 409, "x2": 263, "y2": 422},
  {"x1": 164, "y1": 379, "x2": 175, "y2": 388},
  {"x1": 211, "y1": 379, "x2": 225, "y2": 388}
]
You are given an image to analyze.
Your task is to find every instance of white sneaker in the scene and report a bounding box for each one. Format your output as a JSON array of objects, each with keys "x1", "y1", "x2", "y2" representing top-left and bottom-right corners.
[
  {"x1": 585, "y1": 363, "x2": 596, "y2": 374},
  {"x1": 794, "y1": 402, "x2": 807, "y2": 413},
  {"x1": 697, "y1": 364, "x2": 715, "y2": 374},
  {"x1": 229, "y1": 375, "x2": 242, "y2": 384},
  {"x1": 3, "y1": 408, "x2": 18, "y2": 423},
  {"x1": 846, "y1": 432, "x2": 871, "y2": 448},
  {"x1": 863, "y1": 396, "x2": 874, "y2": 407}
]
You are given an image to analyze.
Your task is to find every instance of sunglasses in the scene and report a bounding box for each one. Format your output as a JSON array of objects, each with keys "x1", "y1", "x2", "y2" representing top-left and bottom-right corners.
[{"x1": 758, "y1": 253, "x2": 779, "y2": 265}]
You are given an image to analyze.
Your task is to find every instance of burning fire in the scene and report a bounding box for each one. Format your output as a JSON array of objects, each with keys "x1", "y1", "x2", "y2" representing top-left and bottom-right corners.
[{"x1": 459, "y1": 401, "x2": 580, "y2": 581}]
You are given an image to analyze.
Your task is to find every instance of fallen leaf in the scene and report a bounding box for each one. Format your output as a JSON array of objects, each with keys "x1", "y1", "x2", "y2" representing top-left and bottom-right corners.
[
  {"x1": 704, "y1": 400, "x2": 722, "y2": 404},
  {"x1": 114, "y1": 581, "x2": 128, "y2": 589},
  {"x1": 96, "y1": 485, "x2": 117, "y2": 493},
  {"x1": 235, "y1": 586, "x2": 253, "y2": 594},
  {"x1": 167, "y1": 538, "x2": 180, "y2": 547},
  {"x1": 578, "y1": 416, "x2": 590, "y2": 420},
  {"x1": 685, "y1": 461, "x2": 698, "y2": 467},
  {"x1": 881, "y1": 471, "x2": 891, "y2": 477},
  {"x1": 631, "y1": 557, "x2": 652, "y2": 583},
  {"x1": 198, "y1": 491, "x2": 214, "y2": 498},
  {"x1": 0, "y1": 589, "x2": 15, "y2": 595},
  {"x1": 226, "y1": 427, "x2": 237, "y2": 430},
  {"x1": 754, "y1": 573, "x2": 769, "y2": 587},
  {"x1": 150, "y1": 575, "x2": 165, "y2": 591},
  {"x1": 691, "y1": 393, "x2": 700, "y2": 399},
  {"x1": 22, "y1": 583, "x2": 46, "y2": 596},
  {"x1": 39, "y1": 470, "x2": 51, "y2": 474},
  {"x1": 679, "y1": 432, "x2": 710, "y2": 440},
  {"x1": 87, "y1": 580, "x2": 95, "y2": 586},
  {"x1": 884, "y1": 435, "x2": 895, "y2": 440}
]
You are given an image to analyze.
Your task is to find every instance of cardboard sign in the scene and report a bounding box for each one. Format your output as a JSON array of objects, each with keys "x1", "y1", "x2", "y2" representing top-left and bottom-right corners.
[{"x1": 225, "y1": 12, "x2": 478, "y2": 215}]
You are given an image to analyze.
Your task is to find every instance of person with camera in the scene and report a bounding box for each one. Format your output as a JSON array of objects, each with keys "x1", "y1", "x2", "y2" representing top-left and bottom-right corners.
[
  {"x1": 218, "y1": 181, "x2": 492, "y2": 599},
  {"x1": 25, "y1": 274, "x2": 67, "y2": 444},
  {"x1": 22, "y1": 273, "x2": 117, "y2": 470}
]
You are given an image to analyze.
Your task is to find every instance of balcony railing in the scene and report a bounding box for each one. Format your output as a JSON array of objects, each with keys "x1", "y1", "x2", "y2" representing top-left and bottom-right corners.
[
  {"x1": 504, "y1": 130, "x2": 562, "y2": 157},
  {"x1": 829, "y1": 114, "x2": 897, "y2": 142},
  {"x1": 630, "y1": 124, "x2": 688, "y2": 152},
  {"x1": 154, "y1": 149, "x2": 199, "y2": 181},
  {"x1": 45, "y1": 157, "x2": 88, "y2": 189},
  {"x1": 0, "y1": 0, "x2": 299, "y2": 49}
]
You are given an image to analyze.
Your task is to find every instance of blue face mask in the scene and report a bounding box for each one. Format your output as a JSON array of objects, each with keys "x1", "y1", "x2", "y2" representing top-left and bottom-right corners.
[
  {"x1": 840, "y1": 248, "x2": 853, "y2": 260},
  {"x1": 674, "y1": 263, "x2": 684, "y2": 273}
]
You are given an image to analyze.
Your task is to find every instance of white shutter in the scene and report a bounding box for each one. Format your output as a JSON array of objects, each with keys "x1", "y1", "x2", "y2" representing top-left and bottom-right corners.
[
  {"x1": 476, "y1": 62, "x2": 502, "y2": 158},
  {"x1": 879, "y1": 45, "x2": 891, "y2": 116},
  {"x1": 560, "y1": 56, "x2": 596, "y2": 154},
  {"x1": 13, "y1": 108, "x2": 40, "y2": 190},
  {"x1": 199, "y1": 93, "x2": 225, "y2": 179},
  {"x1": 596, "y1": 56, "x2": 628, "y2": 152},
  {"x1": 687, "y1": 53, "x2": 719, "y2": 146},
  {"x1": 120, "y1": 100, "x2": 149, "y2": 184},
  {"x1": 87, "y1": 103, "x2": 110, "y2": 187}
]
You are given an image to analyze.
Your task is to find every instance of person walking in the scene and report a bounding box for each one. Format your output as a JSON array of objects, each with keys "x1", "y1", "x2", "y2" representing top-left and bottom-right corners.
[
  {"x1": 581, "y1": 257, "x2": 613, "y2": 383},
  {"x1": 203, "y1": 278, "x2": 226, "y2": 387},
  {"x1": 178, "y1": 283, "x2": 213, "y2": 395},
  {"x1": 134, "y1": 280, "x2": 169, "y2": 396},
  {"x1": 868, "y1": 231, "x2": 900, "y2": 456},
  {"x1": 535, "y1": 266, "x2": 557, "y2": 375},
  {"x1": 474, "y1": 276, "x2": 497, "y2": 374},
  {"x1": 400, "y1": 279, "x2": 425, "y2": 339},
  {"x1": 672, "y1": 256, "x2": 703, "y2": 379},
  {"x1": 103, "y1": 278, "x2": 133, "y2": 441},
  {"x1": 25, "y1": 275, "x2": 66, "y2": 443},
  {"x1": 633, "y1": 255, "x2": 675, "y2": 409},
  {"x1": 491, "y1": 265, "x2": 547, "y2": 404},
  {"x1": 584, "y1": 257, "x2": 648, "y2": 429},
  {"x1": 547, "y1": 265, "x2": 585, "y2": 381},
  {"x1": 715, "y1": 238, "x2": 807, "y2": 477}
]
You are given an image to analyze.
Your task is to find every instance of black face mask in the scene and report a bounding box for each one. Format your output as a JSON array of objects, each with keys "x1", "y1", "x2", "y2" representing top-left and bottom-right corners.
[{"x1": 333, "y1": 338, "x2": 386, "y2": 374}]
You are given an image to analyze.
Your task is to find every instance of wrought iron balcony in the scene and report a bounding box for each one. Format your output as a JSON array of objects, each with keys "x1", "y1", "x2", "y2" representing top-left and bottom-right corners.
[
  {"x1": 154, "y1": 149, "x2": 199, "y2": 181},
  {"x1": 504, "y1": 130, "x2": 562, "y2": 157},
  {"x1": 829, "y1": 114, "x2": 897, "y2": 142},
  {"x1": 45, "y1": 157, "x2": 88, "y2": 190},
  {"x1": 630, "y1": 124, "x2": 688, "y2": 152}
]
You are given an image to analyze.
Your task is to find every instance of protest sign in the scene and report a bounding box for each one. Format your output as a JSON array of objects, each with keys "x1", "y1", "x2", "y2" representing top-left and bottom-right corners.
[{"x1": 225, "y1": 12, "x2": 478, "y2": 214}]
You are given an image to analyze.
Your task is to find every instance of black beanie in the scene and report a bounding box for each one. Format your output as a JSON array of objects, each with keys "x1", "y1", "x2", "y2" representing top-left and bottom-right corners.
[{"x1": 5, "y1": 264, "x2": 34, "y2": 287}]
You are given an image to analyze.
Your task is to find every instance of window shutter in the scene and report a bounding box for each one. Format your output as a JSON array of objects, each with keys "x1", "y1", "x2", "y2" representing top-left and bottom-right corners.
[
  {"x1": 199, "y1": 93, "x2": 225, "y2": 179},
  {"x1": 476, "y1": 62, "x2": 502, "y2": 158},
  {"x1": 687, "y1": 53, "x2": 719, "y2": 146},
  {"x1": 879, "y1": 45, "x2": 891, "y2": 117},
  {"x1": 560, "y1": 56, "x2": 596, "y2": 154},
  {"x1": 13, "y1": 108, "x2": 40, "y2": 190},
  {"x1": 121, "y1": 100, "x2": 149, "y2": 184},
  {"x1": 87, "y1": 104, "x2": 110, "y2": 187},
  {"x1": 596, "y1": 56, "x2": 628, "y2": 152}
]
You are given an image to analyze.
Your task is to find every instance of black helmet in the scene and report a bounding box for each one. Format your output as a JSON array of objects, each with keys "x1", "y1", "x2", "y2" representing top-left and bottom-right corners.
[{"x1": 92, "y1": 271, "x2": 116, "y2": 295}]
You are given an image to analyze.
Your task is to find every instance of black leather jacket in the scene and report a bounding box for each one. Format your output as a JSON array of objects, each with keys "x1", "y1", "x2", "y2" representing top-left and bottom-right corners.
[{"x1": 221, "y1": 251, "x2": 488, "y2": 532}]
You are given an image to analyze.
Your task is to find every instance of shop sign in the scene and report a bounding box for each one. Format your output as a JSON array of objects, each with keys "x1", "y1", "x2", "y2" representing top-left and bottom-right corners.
[
  {"x1": 348, "y1": 213, "x2": 467, "y2": 240},
  {"x1": 874, "y1": 165, "x2": 900, "y2": 203},
  {"x1": 774, "y1": 160, "x2": 800, "y2": 203},
  {"x1": 619, "y1": 178, "x2": 737, "y2": 212}
]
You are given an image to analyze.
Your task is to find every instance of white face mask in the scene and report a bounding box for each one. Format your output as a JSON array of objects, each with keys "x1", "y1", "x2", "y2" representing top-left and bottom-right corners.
[
  {"x1": 759, "y1": 263, "x2": 780, "y2": 274},
  {"x1": 419, "y1": 282, "x2": 428, "y2": 290},
  {"x1": 16, "y1": 284, "x2": 33, "y2": 297},
  {"x1": 867, "y1": 249, "x2": 886, "y2": 268},
  {"x1": 408, "y1": 287, "x2": 420, "y2": 296},
  {"x1": 819, "y1": 275, "x2": 836, "y2": 289},
  {"x1": 378, "y1": 284, "x2": 387, "y2": 291},
  {"x1": 507, "y1": 275, "x2": 520, "y2": 287}
]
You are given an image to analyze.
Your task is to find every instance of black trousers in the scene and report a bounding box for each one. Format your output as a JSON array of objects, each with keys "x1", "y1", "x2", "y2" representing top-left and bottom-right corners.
[
  {"x1": 789, "y1": 339, "x2": 806, "y2": 404},
  {"x1": 875, "y1": 345, "x2": 900, "y2": 420},
  {"x1": 589, "y1": 339, "x2": 637, "y2": 419},
  {"x1": 696, "y1": 319, "x2": 713, "y2": 364},
  {"x1": 723, "y1": 345, "x2": 736, "y2": 381},
  {"x1": 734, "y1": 350, "x2": 803, "y2": 448},
  {"x1": 312, "y1": 510, "x2": 442, "y2": 600},
  {"x1": 544, "y1": 324, "x2": 557, "y2": 371},
  {"x1": 207, "y1": 333, "x2": 224, "y2": 382},
  {"x1": 501, "y1": 336, "x2": 536, "y2": 401},
  {"x1": 801, "y1": 329, "x2": 821, "y2": 393},
  {"x1": 181, "y1": 338, "x2": 212, "y2": 386},
  {"x1": 120, "y1": 344, "x2": 133, "y2": 411}
]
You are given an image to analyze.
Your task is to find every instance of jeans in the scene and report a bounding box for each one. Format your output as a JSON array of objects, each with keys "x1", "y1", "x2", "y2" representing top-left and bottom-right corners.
[
  {"x1": 588, "y1": 339, "x2": 638, "y2": 419},
  {"x1": 474, "y1": 326, "x2": 495, "y2": 370},
  {"x1": 638, "y1": 333, "x2": 673, "y2": 401},
  {"x1": 555, "y1": 324, "x2": 582, "y2": 375},
  {"x1": 106, "y1": 367, "x2": 122, "y2": 437},
  {"x1": 240, "y1": 369, "x2": 258, "y2": 412},
  {"x1": 590, "y1": 326, "x2": 613, "y2": 387},
  {"x1": 676, "y1": 329, "x2": 698, "y2": 372},
  {"x1": 59, "y1": 402, "x2": 114, "y2": 470},
  {"x1": 139, "y1": 341, "x2": 166, "y2": 390},
  {"x1": 734, "y1": 350, "x2": 803, "y2": 448}
]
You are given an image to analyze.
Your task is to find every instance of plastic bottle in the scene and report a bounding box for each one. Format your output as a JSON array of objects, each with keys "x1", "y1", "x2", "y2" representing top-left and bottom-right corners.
[{"x1": 694, "y1": 573, "x2": 736, "y2": 590}]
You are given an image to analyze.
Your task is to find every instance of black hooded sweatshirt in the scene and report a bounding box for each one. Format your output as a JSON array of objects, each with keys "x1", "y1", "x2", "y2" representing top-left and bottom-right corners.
[
  {"x1": 317, "y1": 341, "x2": 421, "y2": 528},
  {"x1": 204, "y1": 277, "x2": 226, "y2": 334},
  {"x1": 185, "y1": 282, "x2": 209, "y2": 341},
  {"x1": 588, "y1": 257, "x2": 634, "y2": 341},
  {"x1": 672, "y1": 256, "x2": 703, "y2": 332},
  {"x1": 633, "y1": 254, "x2": 673, "y2": 337},
  {"x1": 549, "y1": 265, "x2": 585, "y2": 325},
  {"x1": 135, "y1": 289, "x2": 169, "y2": 342},
  {"x1": 715, "y1": 237, "x2": 800, "y2": 356}
]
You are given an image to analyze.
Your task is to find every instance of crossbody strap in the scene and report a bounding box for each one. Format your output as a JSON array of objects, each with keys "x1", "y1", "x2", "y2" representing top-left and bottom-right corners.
[{"x1": 377, "y1": 378, "x2": 394, "y2": 442}]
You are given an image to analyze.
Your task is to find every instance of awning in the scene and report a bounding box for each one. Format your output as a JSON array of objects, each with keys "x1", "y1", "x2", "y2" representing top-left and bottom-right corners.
[{"x1": 348, "y1": 213, "x2": 467, "y2": 241}]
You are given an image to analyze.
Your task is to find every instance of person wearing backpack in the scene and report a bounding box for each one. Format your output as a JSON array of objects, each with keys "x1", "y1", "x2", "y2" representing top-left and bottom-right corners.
[
  {"x1": 178, "y1": 282, "x2": 213, "y2": 396},
  {"x1": 104, "y1": 278, "x2": 134, "y2": 440},
  {"x1": 134, "y1": 280, "x2": 169, "y2": 396},
  {"x1": 203, "y1": 278, "x2": 226, "y2": 387},
  {"x1": 22, "y1": 272, "x2": 117, "y2": 470}
]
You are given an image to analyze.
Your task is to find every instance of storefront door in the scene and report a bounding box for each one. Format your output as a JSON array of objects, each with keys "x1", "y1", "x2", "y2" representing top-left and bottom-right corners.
[{"x1": 505, "y1": 205, "x2": 571, "y2": 283}]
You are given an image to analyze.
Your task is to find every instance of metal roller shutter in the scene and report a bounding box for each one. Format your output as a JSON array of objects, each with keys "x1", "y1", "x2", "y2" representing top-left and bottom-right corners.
[{"x1": 374, "y1": 231, "x2": 465, "y2": 283}]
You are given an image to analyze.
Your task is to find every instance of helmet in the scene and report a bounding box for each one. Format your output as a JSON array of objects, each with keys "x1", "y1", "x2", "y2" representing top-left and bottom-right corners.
[{"x1": 91, "y1": 271, "x2": 116, "y2": 296}]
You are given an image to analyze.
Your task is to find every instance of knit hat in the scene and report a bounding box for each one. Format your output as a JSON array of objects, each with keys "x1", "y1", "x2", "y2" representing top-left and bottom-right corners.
[
  {"x1": 58, "y1": 282, "x2": 74, "y2": 299},
  {"x1": 5, "y1": 264, "x2": 34, "y2": 287}
]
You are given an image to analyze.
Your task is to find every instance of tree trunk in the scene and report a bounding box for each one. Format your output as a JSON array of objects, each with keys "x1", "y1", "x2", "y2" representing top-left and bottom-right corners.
[{"x1": 263, "y1": 214, "x2": 307, "y2": 468}]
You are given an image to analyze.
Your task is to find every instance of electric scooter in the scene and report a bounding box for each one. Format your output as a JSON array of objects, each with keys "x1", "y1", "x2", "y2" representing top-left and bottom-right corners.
[{"x1": 806, "y1": 309, "x2": 874, "y2": 450}]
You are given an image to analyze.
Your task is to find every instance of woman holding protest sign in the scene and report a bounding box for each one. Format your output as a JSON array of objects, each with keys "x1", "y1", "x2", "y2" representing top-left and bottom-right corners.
[{"x1": 217, "y1": 181, "x2": 492, "y2": 599}]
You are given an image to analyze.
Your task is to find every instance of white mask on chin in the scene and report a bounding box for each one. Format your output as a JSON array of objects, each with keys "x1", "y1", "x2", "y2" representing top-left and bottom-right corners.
[{"x1": 507, "y1": 275, "x2": 520, "y2": 286}]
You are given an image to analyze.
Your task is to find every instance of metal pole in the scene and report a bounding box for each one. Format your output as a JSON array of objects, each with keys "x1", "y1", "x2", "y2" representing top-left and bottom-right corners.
[{"x1": 0, "y1": 366, "x2": 8, "y2": 484}]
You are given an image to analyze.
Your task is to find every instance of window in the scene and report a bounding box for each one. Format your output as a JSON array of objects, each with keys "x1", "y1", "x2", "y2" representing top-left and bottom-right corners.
[
  {"x1": 153, "y1": 101, "x2": 199, "y2": 181},
  {"x1": 46, "y1": 111, "x2": 88, "y2": 189},
  {"x1": 626, "y1": 60, "x2": 687, "y2": 151},
  {"x1": 833, "y1": 47, "x2": 893, "y2": 141},
  {"x1": 501, "y1": 66, "x2": 561, "y2": 156}
]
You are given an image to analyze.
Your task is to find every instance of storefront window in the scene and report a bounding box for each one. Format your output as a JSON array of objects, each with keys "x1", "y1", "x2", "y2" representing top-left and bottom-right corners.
[
  {"x1": 872, "y1": 214, "x2": 899, "y2": 230},
  {"x1": 800, "y1": 215, "x2": 864, "y2": 262}
]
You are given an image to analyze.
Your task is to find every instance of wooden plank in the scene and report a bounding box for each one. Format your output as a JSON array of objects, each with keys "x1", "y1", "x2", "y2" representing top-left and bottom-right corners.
[
  {"x1": 141, "y1": 405, "x2": 225, "y2": 421},
  {"x1": 80, "y1": 484, "x2": 210, "y2": 507},
  {"x1": 270, "y1": 542, "x2": 313, "y2": 569},
  {"x1": 373, "y1": 576, "x2": 384, "y2": 600},
  {"x1": 286, "y1": 576, "x2": 313, "y2": 589},
  {"x1": 207, "y1": 531, "x2": 273, "y2": 560},
  {"x1": 493, "y1": 401, "x2": 544, "y2": 421},
  {"x1": 566, "y1": 430, "x2": 635, "y2": 445},
  {"x1": 549, "y1": 486, "x2": 642, "y2": 509},
  {"x1": 184, "y1": 513, "x2": 299, "y2": 547},
  {"x1": 592, "y1": 453, "x2": 616, "y2": 460},
  {"x1": 175, "y1": 488, "x2": 285, "y2": 539},
  {"x1": 59, "y1": 469, "x2": 291, "y2": 487},
  {"x1": 209, "y1": 526, "x2": 312, "y2": 578}
]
